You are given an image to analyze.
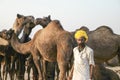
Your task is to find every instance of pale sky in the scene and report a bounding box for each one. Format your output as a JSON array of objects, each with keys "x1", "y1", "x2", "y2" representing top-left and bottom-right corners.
[{"x1": 0, "y1": 0, "x2": 120, "y2": 37}]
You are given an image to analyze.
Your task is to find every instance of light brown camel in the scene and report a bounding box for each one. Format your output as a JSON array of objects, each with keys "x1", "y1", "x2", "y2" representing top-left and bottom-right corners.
[
  {"x1": 35, "y1": 15, "x2": 58, "y2": 80},
  {"x1": 0, "y1": 20, "x2": 75, "y2": 80}
]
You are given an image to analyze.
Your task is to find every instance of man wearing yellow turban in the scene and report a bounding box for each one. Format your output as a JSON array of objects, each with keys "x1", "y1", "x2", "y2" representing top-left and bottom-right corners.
[
  {"x1": 74, "y1": 30, "x2": 88, "y2": 42},
  {"x1": 68, "y1": 30, "x2": 95, "y2": 80}
]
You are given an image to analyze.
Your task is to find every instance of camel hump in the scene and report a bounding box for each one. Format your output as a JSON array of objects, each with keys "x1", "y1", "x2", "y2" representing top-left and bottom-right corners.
[
  {"x1": 52, "y1": 20, "x2": 60, "y2": 24},
  {"x1": 47, "y1": 20, "x2": 64, "y2": 30},
  {"x1": 75, "y1": 26, "x2": 89, "y2": 34},
  {"x1": 95, "y1": 26, "x2": 114, "y2": 34},
  {"x1": 76, "y1": 26, "x2": 89, "y2": 32},
  {"x1": 50, "y1": 20, "x2": 62, "y2": 27}
]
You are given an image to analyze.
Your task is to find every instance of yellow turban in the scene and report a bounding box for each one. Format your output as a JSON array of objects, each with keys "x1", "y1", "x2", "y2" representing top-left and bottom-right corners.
[{"x1": 74, "y1": 30, "x2": 88, "y2": 41}]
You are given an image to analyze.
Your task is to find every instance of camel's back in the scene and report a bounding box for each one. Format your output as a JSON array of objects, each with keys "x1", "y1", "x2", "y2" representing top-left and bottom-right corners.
[
  {"x1": 88, "y1": 26, "x2": 118, "y2": 48},
  {"x1": 87, "y1": 26, "x2": 119, "y2": 61},
  {"x1": 36, "y1": 20, "x2": 64, "y2": 42},
  {"x1": 33, "y1": 21, "x2": 65, "y2": 61}
]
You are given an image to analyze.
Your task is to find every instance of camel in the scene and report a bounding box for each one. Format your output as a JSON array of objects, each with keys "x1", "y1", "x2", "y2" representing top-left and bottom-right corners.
[
  {"x1": 35, "y1": 15, "x2": 58, "y2": 80},
  {"x1": 0, "y1": 14, "x2": 36, "y2": 80},
  {"x1": 0, "y1": 20, "x2": 75, "y2": 80},
  {"x1": 0, "y1": 29, "x2": 15, "y2": 80},
  {"x1": 77, "y1": 26, "x2": 120, "y2": 64},
  {"x1": 11, "y1": 14, "x2": 37, "y2": 80}
]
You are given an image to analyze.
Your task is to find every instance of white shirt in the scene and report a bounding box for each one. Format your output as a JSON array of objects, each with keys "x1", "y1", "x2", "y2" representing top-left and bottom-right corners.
[{"x1": 72, "y1": 45, "x2": 95, "y2": 80}]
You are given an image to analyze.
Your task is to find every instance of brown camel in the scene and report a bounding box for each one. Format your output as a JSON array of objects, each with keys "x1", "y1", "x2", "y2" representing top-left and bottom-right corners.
[
  {"x1": 77, "y1": 26, "x2": 120, "y2": 64},
  {"x1": 0, "y1": 29, "x2": 15, "y2": 80},
  {"x1": 35, "y1": 15, "x2": 58, "y2": 80},
  {"x1": 0, "y1": 14, "x2": 36, "y2": 80},
  {"x1": 11, "y1": 14, "x2": 37, "y2": 80},
  {"x1": 0, "y1": 20, "x2": 75, "y2": 80}
]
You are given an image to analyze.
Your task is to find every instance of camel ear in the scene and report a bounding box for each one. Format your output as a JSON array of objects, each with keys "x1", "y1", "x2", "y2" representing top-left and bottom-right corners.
[
  {"x1": 17, "y1": 14, "x2": 23, "y2": 18},
  {"x1": 9, "y1": 28, "x2": 14, "y2": 33},
  {"x1": 48, "y1": 15, "x2": 51, "y2": 21},
  {"x1": 48, "y1": 15, "x2": 51, "y2": 19}
]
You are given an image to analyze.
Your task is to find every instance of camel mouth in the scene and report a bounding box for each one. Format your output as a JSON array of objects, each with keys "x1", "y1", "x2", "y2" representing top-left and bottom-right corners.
[
  {"x1": 22, "y1": 16, "x2": 35, "y2": 26},
  {"x1": 34, "y1": 18, "x2": 42, "y2": 25},
  {"x1": 35, "y1": 18, "x2": 51, "y2": 28}
]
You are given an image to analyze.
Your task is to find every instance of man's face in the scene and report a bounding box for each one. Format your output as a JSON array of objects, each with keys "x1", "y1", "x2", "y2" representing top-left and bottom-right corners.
[{"x1": 76, "y1": 36, "x2": 86, "y2": 45}]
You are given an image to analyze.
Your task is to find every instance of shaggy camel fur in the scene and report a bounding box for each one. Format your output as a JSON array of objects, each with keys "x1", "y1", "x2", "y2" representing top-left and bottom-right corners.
[{"x1": 0, "y1": 20, "x2": 75, "y2": 80}]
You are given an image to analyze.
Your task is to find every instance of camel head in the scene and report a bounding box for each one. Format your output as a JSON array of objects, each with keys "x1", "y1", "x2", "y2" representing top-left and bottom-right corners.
[
  {"x1": 35, "y1": 15, "x2": 51, "y2": 28},
  {"x1": 20, "y1": 20, "x2": 35, "y2": 42},
  {"x1": 0, "y1": 29, "x2": 8, "y2": 40},
  {"x1": 12, "y1": 14, "x2": 35, "y2": 36},
  {"x1": 0, "y1": 29, "x2": 14, "y2": 40}
]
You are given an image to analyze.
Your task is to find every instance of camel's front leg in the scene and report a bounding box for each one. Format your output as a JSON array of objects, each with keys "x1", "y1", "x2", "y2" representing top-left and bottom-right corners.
[
  {"x1": 58, "y1": 62, "x2": 67, "y2": 80},
  {"x1": 31, "y1": 48, "x2": 42, "y2": 80}
]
